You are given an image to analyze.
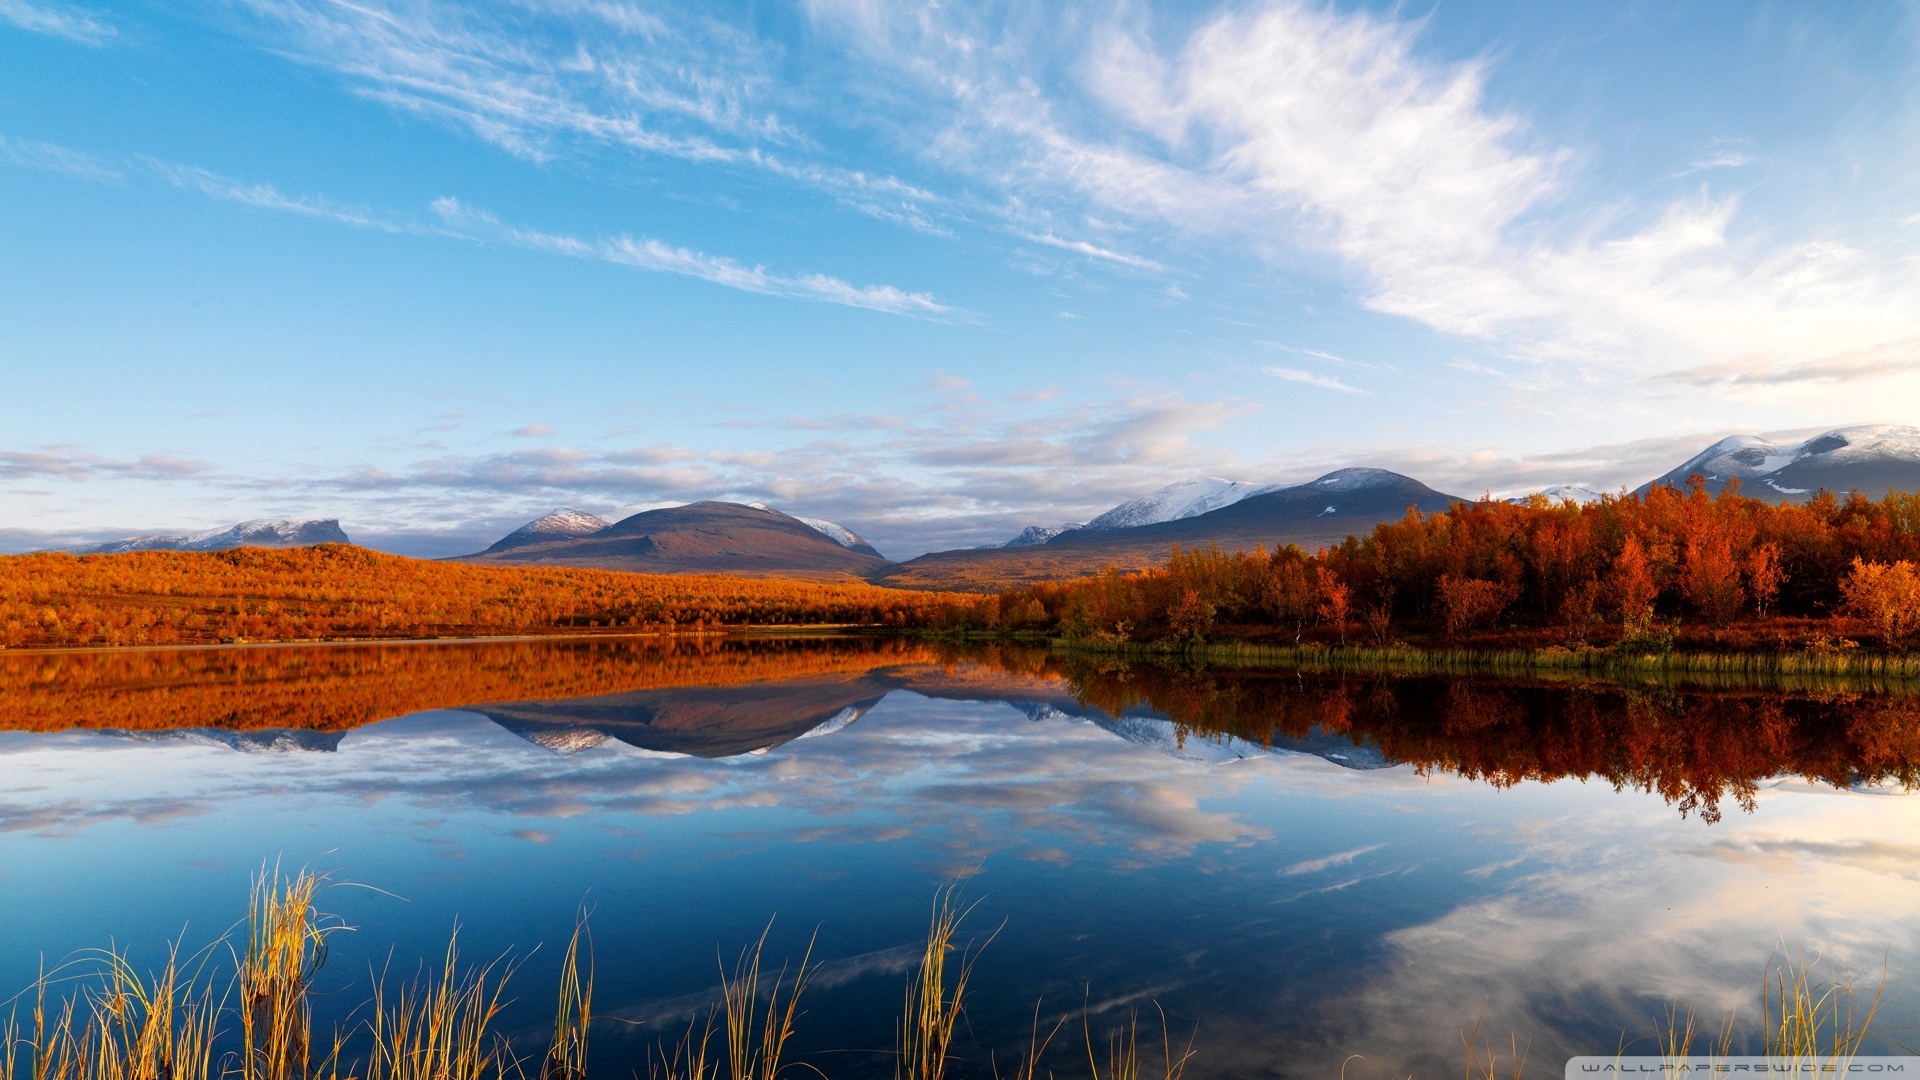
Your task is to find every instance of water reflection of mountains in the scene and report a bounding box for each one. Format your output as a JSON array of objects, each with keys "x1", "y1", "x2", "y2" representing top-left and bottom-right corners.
[{"x1": 5, "y1": 637, "x2": 1917, "y2": 819}]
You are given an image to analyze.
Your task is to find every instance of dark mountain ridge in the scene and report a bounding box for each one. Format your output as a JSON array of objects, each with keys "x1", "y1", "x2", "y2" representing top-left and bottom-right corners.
[{"x1": 460, "y1": 500, "x2": 891, "y2": 579}]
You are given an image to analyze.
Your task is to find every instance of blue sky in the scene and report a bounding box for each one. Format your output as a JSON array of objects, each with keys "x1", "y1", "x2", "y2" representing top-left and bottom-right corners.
[{"x1": 3, "y1": 1, "x2": 1919, "y2": 557}]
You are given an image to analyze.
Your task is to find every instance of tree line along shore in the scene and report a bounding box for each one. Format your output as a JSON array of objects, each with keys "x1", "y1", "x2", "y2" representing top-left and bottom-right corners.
[{"x1": 8, "y1": 479, "x2": 1920, "y2": 656}]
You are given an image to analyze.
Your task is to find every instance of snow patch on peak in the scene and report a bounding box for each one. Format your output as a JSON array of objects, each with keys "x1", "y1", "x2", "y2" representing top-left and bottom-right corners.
[
  {"x1": 1001, "y1": 523, "x2": 1083, "y2": 548},
  {"x1": 511, "y1": 508, "x2": 611, "y2": 540},
  {"x1": 793, "y1": 515, "x2": 874, "y2": 552},
  {"x1": 1083, "y1": 478, "x2": 1275, "y2": 531},
  {"x1": 1308, "y1": 468, "x2": 1408, "y2": 492}
]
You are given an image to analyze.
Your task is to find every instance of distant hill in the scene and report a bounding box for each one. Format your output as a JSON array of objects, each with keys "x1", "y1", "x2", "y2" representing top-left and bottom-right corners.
[
  {"x1": 1641, "y1": 424, "x2": 1920, "y2": 502},
  {"x1": 79, "y1": 519, "x2": 349, "y2": 554},
  {"x1": 879, "y1": 468, "x2": 1466, "y2": 589},
  {"x1": 460, "y1": 500, "x2": 891, "y2": 579}
]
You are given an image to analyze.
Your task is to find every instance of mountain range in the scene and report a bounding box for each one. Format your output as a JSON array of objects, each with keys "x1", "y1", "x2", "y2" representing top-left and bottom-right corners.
[
  {"x1": 877, "y1": 467, "x2": 1465, "y2": 588},
  {"x1": 53, "y1": 425, "x2": 1920, "y2": 587},
  {"x1": 1638, "y1": 424, "x2": 1920, "y2": 502},
  {"x1": 78, "y1": 519, "x2": 349, "y2": 555}
]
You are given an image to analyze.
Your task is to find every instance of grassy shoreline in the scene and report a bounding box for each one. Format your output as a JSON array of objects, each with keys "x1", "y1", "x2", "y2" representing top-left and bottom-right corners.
[
  {"x1": 14, "y1": 624, "x2": 1920, "y2": 694},
  {"x1": 1032, "y1": 636, "x2": 1920, "y2": 691}
]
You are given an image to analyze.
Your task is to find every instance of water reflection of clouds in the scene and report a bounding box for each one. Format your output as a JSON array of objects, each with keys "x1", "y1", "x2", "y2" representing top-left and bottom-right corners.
[
  {"x1": 3, "y1": 689, "x2": 1918, "y2": 1080},
  {"x1": 0, "y1": 694, "x2": 1295, "y2": 866},
  {"x1": 1306, "y1": 781, "x2": 1920, "y2": 1079}
]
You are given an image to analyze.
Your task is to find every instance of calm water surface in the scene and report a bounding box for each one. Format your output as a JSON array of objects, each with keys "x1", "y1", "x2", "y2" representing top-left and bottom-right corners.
[{"x1": 1, "y1": 637, "x2": 1917, "y2": 1078}]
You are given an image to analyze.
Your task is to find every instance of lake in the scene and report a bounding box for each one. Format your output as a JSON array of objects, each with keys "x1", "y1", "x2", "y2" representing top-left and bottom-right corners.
[{"x1": 2, "y1": 636, "x2": 1917, "y2": 1078}]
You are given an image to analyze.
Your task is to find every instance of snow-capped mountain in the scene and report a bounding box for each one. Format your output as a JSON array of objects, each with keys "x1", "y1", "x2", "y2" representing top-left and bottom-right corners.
[
  {"x1": 1081, "y1": 478, "x2": 1276, "y2": 531},
  {"x1": 1302, "y1": 467, "x2": 1415, "y2": 493},
  {"x1": 518, "y1": 508, "x2": 611, "y2": 540},
  {"x1": 483, "y1": 508, "x2": 612, "y2": 553},
  {"x1": 1509, "y1": 484, "x2": 1607, "y2": 506},
  {"x1": 1000, "y1": 523, "x2": 1083, "y2": 548},
  {"x1": 80, "y1": 519, "x2": 349, "y2": 555},
  {"x1": 1644, "y1": 425, "x2": 1920, "y2": 502}
]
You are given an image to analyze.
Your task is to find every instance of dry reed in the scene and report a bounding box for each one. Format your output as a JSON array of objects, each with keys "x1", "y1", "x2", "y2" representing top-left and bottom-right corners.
[
  {"x1": 718, "y1": 923, "x2": 817, "y2": 1080},
  {"x1": 989, "y1": 1002, "x2": 1063, "y2": 1080},
  {"x1": 1760, "y1": 954, "x2": 1889, "y2": 1061},
  {"x1": 897, "y1": 886, "x2": 995, "y2": 1080},
  {"x1": 540, "y1": 915, "x2": 594, "y2": 1080},
  {"x1": 239, "y1": 868, "x2": 347, "y2": 1080},
  {"x1": 1, "y1": 945, "x2": 222, "y2": 1080},
  {"x1": 361, "y1": 931, "x2": 517, "y2": 1080},
  {"x1": 1082, "y1": 1005, "x2": 1194, "y2": 1080}
]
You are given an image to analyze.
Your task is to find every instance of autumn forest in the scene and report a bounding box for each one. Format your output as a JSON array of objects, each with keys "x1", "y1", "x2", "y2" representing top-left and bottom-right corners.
[{"x1": 8, "y1": 480, "x2": 1920, "y2": 655}]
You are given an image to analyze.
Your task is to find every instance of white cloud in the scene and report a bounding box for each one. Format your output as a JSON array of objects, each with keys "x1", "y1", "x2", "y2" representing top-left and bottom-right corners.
[
  {"x1": 0, "y1": 133, "x2": 122, "y2": 182},
  {"x1": 0, "y1": 0, "x2": 112, "y2": 44},
  {"x1": 13, "y1": 138, "x2": 955, "y2": 320},
  {"x1": 147, "y1": 159, "x2": 415, "y2": 232},
  {"x1": 1265, "y1": 366, "x2": 1365, "y2": 395},
  {"x1": 810, "y1": 2, "x2": 1920, "y2": 392},
  {"x1": 431, "y1": 197, "x2": 958, "y2": 319},
  {"x1": 1019, "y1": 230, "x2": 1163, "y2": 270},
  {"x1": 229, "y1": 0, "x2": 941, "y2": 226}
]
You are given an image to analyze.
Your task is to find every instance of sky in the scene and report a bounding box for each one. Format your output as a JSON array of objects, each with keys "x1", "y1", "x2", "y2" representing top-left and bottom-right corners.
[{"x1": 3, "y1": 0, "x2": 1919, "y2": 558}]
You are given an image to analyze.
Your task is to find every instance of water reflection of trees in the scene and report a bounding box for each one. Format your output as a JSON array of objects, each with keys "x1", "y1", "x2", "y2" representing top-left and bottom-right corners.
[
  {"x1": 6, "y1": 637, "x2": 1918, "y2": 821},
  {"x1": 1062, "y1": 660, "x2": 1920, "y2": 821},
  {"x1": 0, "y1": 636, "x2": 946, "y2": 733}
]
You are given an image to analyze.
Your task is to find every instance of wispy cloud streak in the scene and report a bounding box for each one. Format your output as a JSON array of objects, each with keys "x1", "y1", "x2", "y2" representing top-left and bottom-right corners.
[
  {"x1": 0, "y1": 0, "x2": 112, "y2": 44},
  {"x1": 1266, "y1": 367, "x2": 1366, "y2": 395},
  {"x1": 431, "y1": 197, "x2": 959, "y2": 318},
  {"x1": 0, "y1": 134, "x2": 953, "y2": 319}
]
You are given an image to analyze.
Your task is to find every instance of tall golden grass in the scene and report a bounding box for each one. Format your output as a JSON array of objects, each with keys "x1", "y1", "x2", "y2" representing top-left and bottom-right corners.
[
  {"x1": 1083, "y1": 1006, "x2": 1194, "y2": 1080},
  {"x1": 897, "y1": 887, "x2": 991, "y2": 1080},
  {"x1": 1, "y1": 872, "x2": 1901, "y2": 1080}
]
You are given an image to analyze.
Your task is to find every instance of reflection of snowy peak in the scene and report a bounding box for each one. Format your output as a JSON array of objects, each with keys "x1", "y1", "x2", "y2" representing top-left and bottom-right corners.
[
  {"x1": 795, "y1": 705, "x2": 868, "y2": 739},
  {"x1": 523, "y1": 727, "x2": 611, "y2": 755},
  {"x1": 1647, "y1": 425, "x2": 1920, "y2": 502},
  {"x1": 1093, "y1": 713, "x2": 1265, "y2": 764},
  {"x1": 101, "y1": 728, "x2": 345, "y2": 753},
  {"x1": 1082, "y1": 478, "x2": 1275, "y2": 531},
  {"x1": 1006, "y1": 701, "x2": 1392, "y2": 769},
  {"x1": 81, "y1": 520, "x2": 350, "y2": 554}
]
